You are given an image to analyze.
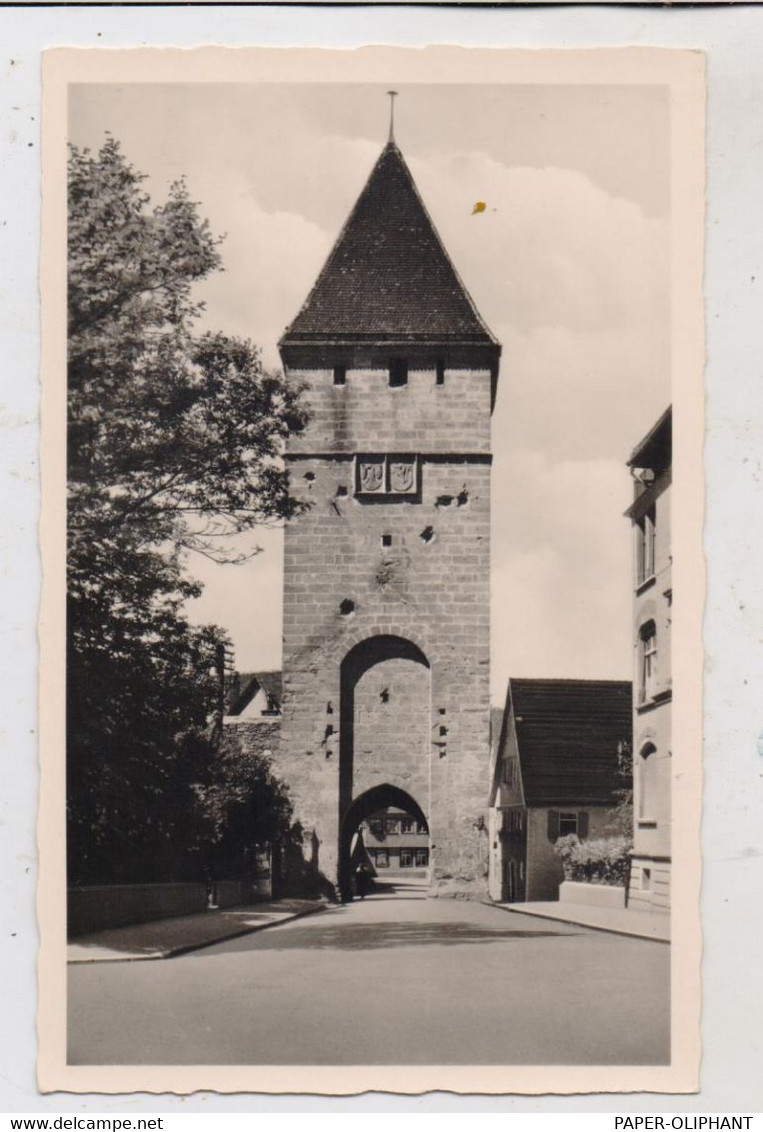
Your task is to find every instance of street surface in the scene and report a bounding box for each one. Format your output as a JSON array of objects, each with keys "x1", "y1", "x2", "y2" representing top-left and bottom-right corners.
[{"x1": 68, "y1": 880, "x2": 669, "y2": 1065}]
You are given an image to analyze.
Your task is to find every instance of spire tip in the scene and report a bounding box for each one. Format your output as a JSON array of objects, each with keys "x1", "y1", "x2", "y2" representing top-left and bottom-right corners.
[{"x1": 386, "y1": 90, "x2": 398, "y2": 144}]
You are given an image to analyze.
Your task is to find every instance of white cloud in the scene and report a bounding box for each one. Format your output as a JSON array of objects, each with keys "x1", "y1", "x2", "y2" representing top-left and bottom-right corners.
[
  {"x1": 193, "y1": 182, "x2": 333, "y2": 368},
  {"x1": 409, "y1": 151, "x2": 669, "y2": 340},
  {"x1": 69, "y1": 88, "x2": 669, "y2": 691},
  {"x1": 491, "y1": 452, "x2": 633, "y2": 696}
]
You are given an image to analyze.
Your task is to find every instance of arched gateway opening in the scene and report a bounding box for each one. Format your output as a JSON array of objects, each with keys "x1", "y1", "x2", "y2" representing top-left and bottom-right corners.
[
  {"x1": 338, "y1": 635, "x2": 431, "y2": 899},
  {"x1": 339, "y1": 784, "x2": 429, "y2": 900}
]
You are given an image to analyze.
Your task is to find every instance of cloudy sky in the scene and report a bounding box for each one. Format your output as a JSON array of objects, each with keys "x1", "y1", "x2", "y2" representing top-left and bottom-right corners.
[{"x1": 70, "y1": 81, "x2": 671, "y2": 701}]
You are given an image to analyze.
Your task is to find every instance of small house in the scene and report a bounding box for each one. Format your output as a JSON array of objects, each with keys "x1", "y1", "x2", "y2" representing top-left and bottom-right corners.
[{"x1": 488, "y1": 678, "x2": 632, "y2": 903}]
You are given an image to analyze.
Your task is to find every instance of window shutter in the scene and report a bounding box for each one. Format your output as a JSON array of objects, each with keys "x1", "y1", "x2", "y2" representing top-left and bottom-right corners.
[
  {"x1": 547, "y1": 809, "x2": 560, "y2": 841},
  {"x1": 578, "y1": 811, "x2": 589, "y2": 839}
]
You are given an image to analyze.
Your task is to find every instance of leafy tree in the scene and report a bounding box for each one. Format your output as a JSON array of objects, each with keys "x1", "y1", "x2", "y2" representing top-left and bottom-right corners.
[
  {"x1": 193, "y1": 729, "x2": 296, "y2": 883},
  {"x1": 608, "y1": 740, "x2": 634, "y2": 838},
  {"x1": 67, "y1": 138, "x2": 307, "y2": 885}
]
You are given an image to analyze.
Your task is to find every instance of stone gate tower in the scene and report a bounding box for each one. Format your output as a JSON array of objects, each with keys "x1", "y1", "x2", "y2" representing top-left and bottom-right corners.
[{"x1": 277, "y1": 133, "x2": 501, "y2": 898}]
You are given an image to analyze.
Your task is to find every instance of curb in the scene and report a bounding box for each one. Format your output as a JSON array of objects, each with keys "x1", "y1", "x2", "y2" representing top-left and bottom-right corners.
[
  {"x1": 483, "y1": 901, "x2": 670, "y2": 944},
  {"x1": 68, "y1": 902, "x2": 328, "y2": 964}
]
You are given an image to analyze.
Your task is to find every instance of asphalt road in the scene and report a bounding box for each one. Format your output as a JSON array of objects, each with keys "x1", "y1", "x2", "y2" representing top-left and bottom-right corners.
[{"x1": 68, "y1": 880, "x2": 670, "y2": 1065}]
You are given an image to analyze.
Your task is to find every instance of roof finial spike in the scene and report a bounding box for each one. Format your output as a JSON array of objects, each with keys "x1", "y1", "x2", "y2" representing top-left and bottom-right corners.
[{"x1": 387, "y1": 90, "x2": 398, "y2": 144}]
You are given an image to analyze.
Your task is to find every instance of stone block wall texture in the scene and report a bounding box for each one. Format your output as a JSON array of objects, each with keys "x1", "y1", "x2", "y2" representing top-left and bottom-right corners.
[
  {"x1": 287, "y1": 367, "x2": 491, "y2": 456},
  {"x1": 279, "y1": 366, "x2": 493, "y2": 893},
  {"x1": 352, "y1": 656, "x2": 431, "y2": 805}
]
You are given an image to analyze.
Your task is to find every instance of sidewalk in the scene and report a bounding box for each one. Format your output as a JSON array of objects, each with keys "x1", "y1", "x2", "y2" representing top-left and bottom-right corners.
[
  {"x1": 67, "y1": 899, "x2": 326, "y2": 963},
  {"x1": 489, "y1": 900, "x2": 670, "y2": 942}
]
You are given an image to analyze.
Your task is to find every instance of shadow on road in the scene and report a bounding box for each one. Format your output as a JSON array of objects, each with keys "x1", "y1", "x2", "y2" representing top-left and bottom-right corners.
[
  {"x1": 202, "y1": 916, "x2": 579, "y2": 954},
  {"x1": 351, "y1": 879, "x2": 429, "y2": 901}
]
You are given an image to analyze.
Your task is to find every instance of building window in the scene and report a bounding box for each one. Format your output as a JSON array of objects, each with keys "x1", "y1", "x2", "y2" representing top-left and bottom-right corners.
[
  {"x1": 385, "y1": 818, "x2": 400, "y2": 835},
  {"x1": 636, "y1": 506, "x2": 656, "y2": 586},
  {"x1": 400, "y1": 849, "x2": 413, "y2": 868},
  {"x1": 381, "y1": 533, "x2": 392, "y2": 548},
  {"x1": 638, "y1": 742, "x2": 658, "y2": 822},
  {"x1": 548, "y1": 810, "x2": 589, "y2": 840},
  {"x1": 400, "y1": 818, "x2": 414, "y2": 833},
  {"x1": 639, "y1": 621, "x2": 658, "y2": 703},
  {"x1": 389, "y1": 359, "x2": 408, "y2": 387},
  {"x1": 435, "y1": 359, "x2": 445, "y2": 386},
  {"x1": 641, "y1": 867, "x2": 652, "y2": 890},
  {"x1": 501, "y1": 759, "x2": 516, "y2": 788},
  {"x1": 333, "y1": 365, "x2": 346, "y2": 386},
  {"x1": 375, "y1": 849, "x2": 389, "y2": 868},
  {"x1": 558, "y1": 812, "x2": 579, "y2": 837},
  {"x1": 415, "y1": 849, "x2": 429, "y2": 868}
]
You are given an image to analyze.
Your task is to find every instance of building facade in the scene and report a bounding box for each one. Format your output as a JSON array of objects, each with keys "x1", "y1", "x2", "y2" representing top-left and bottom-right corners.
[
  {"x1": 488, "y1": 679, "x2": 632, "y2": 903},
  {"x1": 626, "y1": 407, "x2": 672, "y2": 913},
  {"x1": 362, "y1": 808, "x2": 430, "y2": 875},
  {"x1": 276, "y1": 137, "x2": 501, "y2": 898}
]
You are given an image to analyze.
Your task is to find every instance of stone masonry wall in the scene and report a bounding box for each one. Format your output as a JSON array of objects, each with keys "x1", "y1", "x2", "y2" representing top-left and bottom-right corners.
[
  {"x1": 288, "y1": 366, "x2": 492, "y2": 456},
  {"x1": 278, "y1": 364, "x2": 493, "y2": 894},
  {"x1": 352, "y1": 656, "x2": 431, "y2": 805}
]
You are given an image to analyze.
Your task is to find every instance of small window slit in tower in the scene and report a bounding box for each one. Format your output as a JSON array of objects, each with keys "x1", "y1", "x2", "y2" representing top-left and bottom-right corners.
[
  {"x1": 339, "y1": 598, "x2": 355, "y2": 616},
  {"x1": 436, "y1": 359, "x2": 445, "y2": 386},
  {"x1": 381, "y1": 533, "x2": 392, "y2": 548},
  {"x1": 420, "y1": 526, "x2": 435, "y2": 544},
  {"x1": 380, "y1": 688, "x2": 390, "y2": 704},
  {"x1": 333, "y1": 365, "x2": 346, "y2": 386}
]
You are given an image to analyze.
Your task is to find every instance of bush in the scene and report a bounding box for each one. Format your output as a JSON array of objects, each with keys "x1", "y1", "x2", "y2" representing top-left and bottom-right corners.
[{"x1": 553, "y1": 834, "x2": 632, "y2": 887}]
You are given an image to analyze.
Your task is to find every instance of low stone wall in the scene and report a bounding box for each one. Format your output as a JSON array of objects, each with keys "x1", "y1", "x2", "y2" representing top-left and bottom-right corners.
[
  {"x1": 68, "y1": 883, "x2": 208, "y2": 937},
  {"x1": 212, "y1": 881, "x2": 242, "y2": 909},
  {"x1": 559, "y1": 880, "x2": 625, "y2": 910}
]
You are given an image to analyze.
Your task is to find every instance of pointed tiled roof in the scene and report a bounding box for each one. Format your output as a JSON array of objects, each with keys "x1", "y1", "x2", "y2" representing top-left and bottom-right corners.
[
  {"x1": 280, "y1": 142, "x2": 497, "y2": 346},
  {"x1": 226, "y1": 671, "x2": 282, "y2": 716},
  {"x1": 506, "y1": 679, "x2": 633, "y2": 808}
]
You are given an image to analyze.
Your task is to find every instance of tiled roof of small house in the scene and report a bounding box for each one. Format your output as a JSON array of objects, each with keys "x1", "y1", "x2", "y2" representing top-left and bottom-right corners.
[
  {"x1": 507, "y1": 678, "x2": 632, "y2": 808},
  {"x1": 227, "y1": 670, "x2": 282, "y2": 716},
  {"x1": 279, "y1": 142, "x2": 498, "y2": 347}
]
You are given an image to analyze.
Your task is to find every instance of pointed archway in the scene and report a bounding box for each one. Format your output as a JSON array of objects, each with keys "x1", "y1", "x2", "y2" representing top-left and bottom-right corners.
[{"x1": 339, "y1": 783, "x2": 429, "y2": 901}]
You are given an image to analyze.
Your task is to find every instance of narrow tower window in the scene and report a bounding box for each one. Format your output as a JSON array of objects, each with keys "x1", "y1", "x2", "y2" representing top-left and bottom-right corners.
[
  {"x1": 389, "y1": 359, "x2": 408, "y2": 387},
  {"x1": 436, "y1": 359, "x2": 445, "y2": 386},
  {"x1": 333, "y1": 365, "x2": 347, "y2": 386},
  {"x1": 381, "y1": 533, "x2": 392, "y2": 548}
]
